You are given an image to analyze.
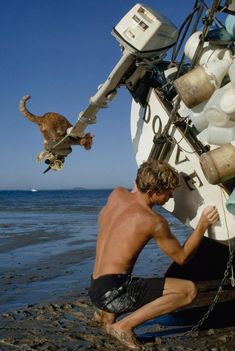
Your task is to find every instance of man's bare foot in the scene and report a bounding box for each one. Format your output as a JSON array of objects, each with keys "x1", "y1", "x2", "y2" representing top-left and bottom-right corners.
[
  {"x1": 94, "y1": 309, "x2": 116, "y2": 330},
  {"x1": 108, "y1": 325, "x2": 142, "y2": 350}
]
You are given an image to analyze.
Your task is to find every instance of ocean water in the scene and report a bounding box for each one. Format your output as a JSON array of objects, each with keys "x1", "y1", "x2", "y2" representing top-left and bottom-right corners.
[{"x1": 0, "y1": 190, "x2": 191, "y2": 313}]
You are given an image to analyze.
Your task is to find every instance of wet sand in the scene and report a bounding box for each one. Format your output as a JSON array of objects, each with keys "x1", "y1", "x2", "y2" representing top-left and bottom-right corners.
[
  {"x1": 0, "y1": 292, "x2": 235, "y2": 351},
  {"x1": 1, "y1": 248, "x2": 235, "y2": 351},
  {"x1": 1, "y1": 225, "x2": 235, "y2": 350},
  {"x1": 0, "y1": 229, "x2": 171, "y2": 313}
]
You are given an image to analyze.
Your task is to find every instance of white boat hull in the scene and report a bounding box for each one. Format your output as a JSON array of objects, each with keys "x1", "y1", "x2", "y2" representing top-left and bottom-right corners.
[{"x1": 130, "y1": 88, "x2": 235, "y2": 242}]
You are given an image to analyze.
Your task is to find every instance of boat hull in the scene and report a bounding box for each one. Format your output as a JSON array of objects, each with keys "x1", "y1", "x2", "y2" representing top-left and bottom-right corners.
[{"x1": 130, "y1": 88, "x2": 235, "y2": 242}]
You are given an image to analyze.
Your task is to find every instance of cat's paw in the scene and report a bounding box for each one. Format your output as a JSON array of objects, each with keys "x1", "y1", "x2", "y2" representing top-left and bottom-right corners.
[{"x1": 36, "y1": 150, "x2": 49, "y2": 163}]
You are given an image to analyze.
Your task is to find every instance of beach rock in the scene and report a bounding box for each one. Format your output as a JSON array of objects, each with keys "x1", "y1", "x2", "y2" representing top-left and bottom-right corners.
[
  {"x1": 218, "y1": 336, "x2": 227, "y2": 342},
  {"x1": 207, "y1": 328, "x2": 215, "y2": 335}
]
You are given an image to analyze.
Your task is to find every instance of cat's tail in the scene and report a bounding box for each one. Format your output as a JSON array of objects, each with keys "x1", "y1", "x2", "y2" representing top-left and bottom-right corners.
[{"x1": 19, "y1": 95, "x2": 42, "y2": 125}]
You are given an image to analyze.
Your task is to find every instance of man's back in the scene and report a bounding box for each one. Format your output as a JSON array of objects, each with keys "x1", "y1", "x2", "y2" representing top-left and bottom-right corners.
[{"x1": 93, "y1": 187, "x2": 158, "y2": 278}]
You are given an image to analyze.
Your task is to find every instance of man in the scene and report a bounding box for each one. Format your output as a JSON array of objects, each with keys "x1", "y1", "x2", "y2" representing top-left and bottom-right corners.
[{"x1": 88, "y1": 160, "x2": 219, "y2": 350}]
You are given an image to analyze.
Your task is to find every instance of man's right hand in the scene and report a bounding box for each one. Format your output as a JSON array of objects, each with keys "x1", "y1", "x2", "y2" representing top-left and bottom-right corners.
[{"x1": 201, "y1": 205, "x2": 219, "y2": 226}]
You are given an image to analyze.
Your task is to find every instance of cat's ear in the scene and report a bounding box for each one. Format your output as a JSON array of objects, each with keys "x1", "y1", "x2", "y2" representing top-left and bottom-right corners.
[{"x1": 79, "y1": 133, "x2": 93, "y2": 150}]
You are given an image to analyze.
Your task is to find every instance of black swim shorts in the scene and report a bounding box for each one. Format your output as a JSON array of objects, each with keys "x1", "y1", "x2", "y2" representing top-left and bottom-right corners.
[{"x1": 88, "y1": 274, "x2": 165, "y2": 314}]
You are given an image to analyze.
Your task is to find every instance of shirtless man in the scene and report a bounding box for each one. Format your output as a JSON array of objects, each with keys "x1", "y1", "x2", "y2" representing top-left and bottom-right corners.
[{"x1": 88, "y1": 160, "x2": 219, "y2": 350}]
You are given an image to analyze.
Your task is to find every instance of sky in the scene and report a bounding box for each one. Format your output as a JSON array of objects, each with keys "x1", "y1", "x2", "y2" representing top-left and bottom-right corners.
[{"x1": 0, "y1": 0, "x2": 208, "y2": 190}]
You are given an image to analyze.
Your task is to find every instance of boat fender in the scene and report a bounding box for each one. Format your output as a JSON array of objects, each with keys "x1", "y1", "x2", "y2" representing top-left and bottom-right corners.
[{"x1": 200, "y1": 142, "x2": 235, "y2": 184}]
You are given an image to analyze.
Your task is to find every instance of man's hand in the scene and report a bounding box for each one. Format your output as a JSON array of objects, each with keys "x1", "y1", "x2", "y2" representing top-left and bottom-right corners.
[{"x1": 201, "y1": 205, "x2": 219, "y2": 226}]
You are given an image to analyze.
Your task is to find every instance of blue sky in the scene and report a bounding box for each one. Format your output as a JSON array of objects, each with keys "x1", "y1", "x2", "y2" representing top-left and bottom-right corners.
[{"x1": 0, "y1": 0, "x2": 202, "y2": 190}]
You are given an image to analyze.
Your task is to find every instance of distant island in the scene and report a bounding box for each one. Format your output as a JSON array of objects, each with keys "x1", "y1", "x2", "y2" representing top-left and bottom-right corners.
[{"x1": 72, "y1": 187, "x2": 86, "y2": 190}]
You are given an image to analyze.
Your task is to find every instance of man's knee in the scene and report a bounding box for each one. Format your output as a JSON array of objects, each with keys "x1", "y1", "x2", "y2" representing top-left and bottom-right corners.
[{"x1": 184, "y1": 280, "x2": 198, "y2": 304}]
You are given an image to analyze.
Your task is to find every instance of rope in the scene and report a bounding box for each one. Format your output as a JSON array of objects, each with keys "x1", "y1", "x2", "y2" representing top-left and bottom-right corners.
[{"x1": 166, "y1": 118, "x2": 197, "y2": 154}]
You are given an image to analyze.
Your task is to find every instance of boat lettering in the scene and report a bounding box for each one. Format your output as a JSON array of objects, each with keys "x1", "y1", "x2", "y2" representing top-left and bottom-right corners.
[
  {"x1": 175, "y1": 146, "x2": 189, "y2": 165},
  {"x1": 183, "y1": 171, "x2": 203, "y2": 190}
]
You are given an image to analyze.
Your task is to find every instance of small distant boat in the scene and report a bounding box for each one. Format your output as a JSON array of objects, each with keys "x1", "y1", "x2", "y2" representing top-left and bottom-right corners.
[{"x1": 31, "y1": 188, "x2": 38, "y2": 192}]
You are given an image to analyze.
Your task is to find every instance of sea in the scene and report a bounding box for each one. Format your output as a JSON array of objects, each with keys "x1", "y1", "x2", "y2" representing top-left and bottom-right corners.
[{"x1": 0, "y1": 189, "x2": 191, "y2": 313}]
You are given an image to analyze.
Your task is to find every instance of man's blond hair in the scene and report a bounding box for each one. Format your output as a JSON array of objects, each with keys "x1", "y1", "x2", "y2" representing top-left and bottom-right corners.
[{"x1": 136, "y1": 160, "x2": 179, "y2": 193}]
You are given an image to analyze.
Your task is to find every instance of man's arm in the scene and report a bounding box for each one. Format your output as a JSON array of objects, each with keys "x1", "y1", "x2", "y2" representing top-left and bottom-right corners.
[{"x1": 153, "y1": 206, "x2": 219, "y2": 265}]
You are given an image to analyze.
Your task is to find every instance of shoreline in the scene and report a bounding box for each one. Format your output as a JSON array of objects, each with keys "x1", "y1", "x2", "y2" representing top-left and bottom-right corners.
[
  {"x1": 0, "y1": 290, "x2": 235, "y2": 351},
  {"x1": 0, "y1": 228, "x2": 171, "y2": 314},
  {"x1": 1, "y1": 237, "x2": 235, "y2": 349}
]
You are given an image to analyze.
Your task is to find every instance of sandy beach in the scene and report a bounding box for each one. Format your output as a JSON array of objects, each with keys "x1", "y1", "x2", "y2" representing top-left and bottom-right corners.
[
  {"x1": 1, "y1": 239, "x2": 235, "y2": 351},
  {"x1": 0, "y1": 290, "x2": 235, "y2": 351}
]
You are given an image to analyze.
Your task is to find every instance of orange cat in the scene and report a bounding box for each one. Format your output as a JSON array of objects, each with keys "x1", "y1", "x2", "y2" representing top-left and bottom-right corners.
[{"x1": 19, "y1": 95, "x2": 93, "y2": 150}]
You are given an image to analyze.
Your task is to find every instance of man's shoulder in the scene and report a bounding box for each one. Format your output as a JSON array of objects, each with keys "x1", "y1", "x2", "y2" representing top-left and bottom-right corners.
[
  {"x1": 136, "y1": 207, "x2": 164, "y2": 227},
  {"x1": 114, "y1": 186, "x2": 127, "y2": 193},
  {"x1": 109, "y1": 187, "x2": 129, "y2": 199},
  {"x1": 148, "y1": 209, "x2": 165, "y2": 224}
]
